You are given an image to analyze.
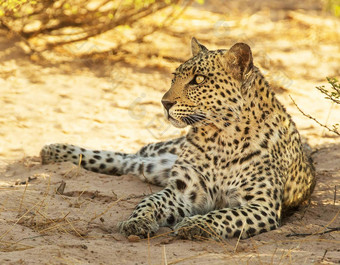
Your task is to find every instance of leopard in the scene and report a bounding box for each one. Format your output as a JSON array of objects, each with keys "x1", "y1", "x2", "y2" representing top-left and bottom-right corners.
[{"x1": 40, "y1": 38, "x2": 316, "y2": 240}]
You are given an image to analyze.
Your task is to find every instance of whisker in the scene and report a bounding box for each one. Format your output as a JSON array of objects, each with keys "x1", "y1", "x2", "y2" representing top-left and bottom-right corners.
[
  {"x1": 188, "y1": 116, "x2": 198, "y2": 125},
  {"x1": 181, "y1": 112, "x2": 209, "y2": 126}
]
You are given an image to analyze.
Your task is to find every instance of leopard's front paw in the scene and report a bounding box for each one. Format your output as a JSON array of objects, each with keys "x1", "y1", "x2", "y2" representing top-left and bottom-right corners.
[
  {"x1": 174, "y1": 217, "x2": 212, "y2": 240},
  {"x1": 118, "y1": 217, "x2": 159, "y2": 238}
]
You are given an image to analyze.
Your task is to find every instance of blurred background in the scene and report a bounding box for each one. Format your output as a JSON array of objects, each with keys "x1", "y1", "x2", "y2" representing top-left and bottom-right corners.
[{"x1": 0, "y1": 0, "x2": 339, "y2": 161}]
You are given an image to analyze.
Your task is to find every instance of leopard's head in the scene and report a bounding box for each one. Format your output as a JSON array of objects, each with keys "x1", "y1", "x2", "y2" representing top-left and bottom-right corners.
[{"x1": 162, "y1": 38, "x2": 253, "y2": 129}]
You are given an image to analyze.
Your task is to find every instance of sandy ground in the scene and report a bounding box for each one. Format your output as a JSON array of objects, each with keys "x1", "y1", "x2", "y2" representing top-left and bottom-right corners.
[{"x1": 0, "y1": 1, "x2": 340, "y2": 264}]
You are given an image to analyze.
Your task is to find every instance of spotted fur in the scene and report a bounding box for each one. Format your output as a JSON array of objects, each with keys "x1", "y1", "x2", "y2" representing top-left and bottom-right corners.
[{"x1": 40, "y1": 38, "x2": 316, "y2": 240}]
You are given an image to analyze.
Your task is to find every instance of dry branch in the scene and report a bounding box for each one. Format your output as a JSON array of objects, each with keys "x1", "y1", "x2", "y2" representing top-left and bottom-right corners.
[
  {"x1": 289, "y1": 95, "x2": 340, "y2": 136},
  {"x1": 286, "y1": 227, "x2": 340, "y2": 237},
  {"x1": 0, "y1": 0, "x2": 193, "y2": 54}
]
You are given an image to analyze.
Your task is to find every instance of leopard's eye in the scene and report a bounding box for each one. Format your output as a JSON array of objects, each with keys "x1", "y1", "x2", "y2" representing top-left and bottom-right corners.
[
  {"x1": 195, "y1": 75, "x2": 205, "y2": 84},
  {"x1": 189, "y1": 75, "x2": 206, "y2": 85}
]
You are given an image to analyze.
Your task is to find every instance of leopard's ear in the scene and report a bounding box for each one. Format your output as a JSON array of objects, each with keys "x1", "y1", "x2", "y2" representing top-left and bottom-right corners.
[
  {"x1": 191, "y1": 37, "x2": 208, "y2": 56},
  {"x1": 223, "y1": 43, "x2": 253, "y2": 81}
]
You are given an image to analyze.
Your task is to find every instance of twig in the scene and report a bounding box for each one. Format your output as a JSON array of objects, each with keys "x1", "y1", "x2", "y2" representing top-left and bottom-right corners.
[
  {"x1": 19, "y1": 181, "x2": 29, "y2": 213},
  {"x1": 334, "y1": 185, "x2": 337, "y2": 205},
  {"x1": 65, "y1": 217, "x2": 84, "y2": 238},
  {"x1": 289, "y1": 95, "x2": 340, "y2": 136},
  {"x1": 234, "y1": 222, "x2": 245, "y2": 252},
  {"x1": 148, "y1": 233, "x2": 151, "y2": 265},
  {"x1": 316, "y1": 87, "x2": 340, "y2": 105},
  {"x1": 286, "y1": 227, "x2": 340, "y2": 237},
  {"x1": 321, "y1": 249, "x2": 328, "y2": 261},
  {"x1": 162, "y1": 245, "x2": 168, "y2": 265}
]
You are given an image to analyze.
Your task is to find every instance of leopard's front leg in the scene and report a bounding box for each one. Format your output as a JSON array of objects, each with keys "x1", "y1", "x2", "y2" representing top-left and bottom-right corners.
[
  {"x1": 118, "y1": 166, "x2": 206, "y2": 238},
  {"x1": 174, "y1": 201, "x2": 281, "y2": 240},
  {"x1": 118, "y1": 187, "x2": 191, "y2": 238}
]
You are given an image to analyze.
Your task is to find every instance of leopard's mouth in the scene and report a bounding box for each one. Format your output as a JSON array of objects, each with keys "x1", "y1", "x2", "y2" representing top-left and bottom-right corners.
[
  {"x1": 168, "y1": 116, "x2": 188, "y2": 128},
  {"x1": 165, "y1": 105, "x2": 206, "y2": 128}
]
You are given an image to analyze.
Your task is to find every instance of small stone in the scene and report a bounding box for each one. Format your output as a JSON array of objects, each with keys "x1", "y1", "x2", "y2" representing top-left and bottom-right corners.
[
  {"x1": 127, "y1": 235, "x2": 141, "y2": 242},
  {"x1": 56, "y1": 180, "x2": 66, "y2": 194}
]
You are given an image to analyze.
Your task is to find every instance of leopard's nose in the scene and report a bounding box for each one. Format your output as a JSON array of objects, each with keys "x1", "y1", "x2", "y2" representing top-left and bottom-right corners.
[{"x1": 161, "y1": 101, "x2": 176, "y2": 112}]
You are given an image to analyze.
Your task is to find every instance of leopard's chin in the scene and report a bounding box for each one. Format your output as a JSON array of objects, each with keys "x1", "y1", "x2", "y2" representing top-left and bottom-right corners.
[{"x1": 169, "y1": 117, "x2": 188, "y2": 128}]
